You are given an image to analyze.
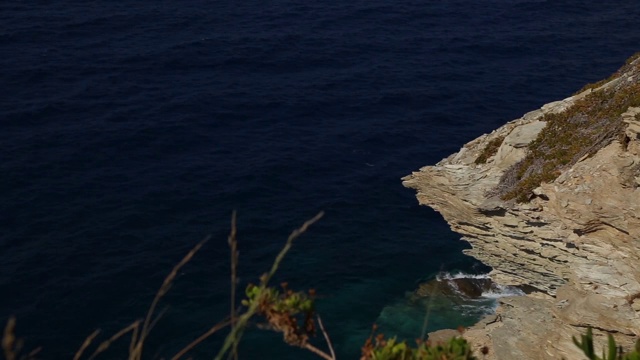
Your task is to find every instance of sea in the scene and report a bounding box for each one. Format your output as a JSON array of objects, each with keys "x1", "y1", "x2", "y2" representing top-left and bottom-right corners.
[{"x1": 2, "y1": 1, "x2": 640, "y2": 359}]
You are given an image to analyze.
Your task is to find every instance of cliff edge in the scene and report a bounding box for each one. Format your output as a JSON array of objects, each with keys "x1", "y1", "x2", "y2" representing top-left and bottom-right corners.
[{"x1": 403, "y1": 54, "x2": 640, "y2": 359}]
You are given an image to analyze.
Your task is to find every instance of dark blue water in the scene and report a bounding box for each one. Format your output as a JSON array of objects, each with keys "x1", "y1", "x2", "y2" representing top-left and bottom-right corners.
[{"x1": 2, "y1": 1, "x2": 639, "y2": 358}]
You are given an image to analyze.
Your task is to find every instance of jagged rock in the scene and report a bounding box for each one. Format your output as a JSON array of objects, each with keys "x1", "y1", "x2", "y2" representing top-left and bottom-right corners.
[
  {"x1": 458, "y1": 293, "x2": 637, "y2": 360},
  {"x1": 503, "y1": 121, "x2": 547, "y2": 148},
  {"x1": 408, "y1": 57, "x2": 640, "y2": 358},
  {"x1": 493, "y1": 121, "x2": 546, "y2": 171},
  {"x1": 478, "y1": 196, "x2": 507, "y2": 214},
  {"x1": 623, "y1": 107, "x2": 640, "y2": 140}
]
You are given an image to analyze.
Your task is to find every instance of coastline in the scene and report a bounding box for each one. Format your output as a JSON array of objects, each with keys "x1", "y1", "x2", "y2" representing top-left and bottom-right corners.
[{"x1": 402, "y1": 55, "x2": 640, "y2": 358}]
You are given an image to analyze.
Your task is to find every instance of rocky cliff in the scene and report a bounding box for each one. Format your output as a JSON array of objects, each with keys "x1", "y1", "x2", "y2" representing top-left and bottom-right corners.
[{"x1": 403, "y1": 54, "x2": 640, "y2": 359}]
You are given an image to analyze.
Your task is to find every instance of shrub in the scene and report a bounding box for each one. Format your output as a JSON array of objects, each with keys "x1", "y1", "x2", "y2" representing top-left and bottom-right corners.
[
  {"x1": 475, "y1": 136, "x2": 506, "y2": 165},
  {"x1": 496, "y1": 54, "x2": 640, "y2": 202}
]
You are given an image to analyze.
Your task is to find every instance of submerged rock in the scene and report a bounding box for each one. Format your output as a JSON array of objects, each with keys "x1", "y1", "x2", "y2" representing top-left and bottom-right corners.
[{"x1": 416, "y1": 276, "x2": 496, "y2": 299}]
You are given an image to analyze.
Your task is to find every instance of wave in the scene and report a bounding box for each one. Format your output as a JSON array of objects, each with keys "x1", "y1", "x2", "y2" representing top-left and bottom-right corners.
[
  {"x1": 435, "y1": 271, "x2": 491, "y2": 281},
  {"x1": 434, "y1": 271, "x2": 525, "y2": 300},
  {"x1": 375, "y1": 271, "x2": 526, "y2": 338},
  {"x1": 481, "y1": 283, "x2": 525, "y2": 299}
]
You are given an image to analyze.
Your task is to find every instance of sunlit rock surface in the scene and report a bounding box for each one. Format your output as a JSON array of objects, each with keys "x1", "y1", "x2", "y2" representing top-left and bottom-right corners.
[{"x1": 404, "y1": 57, "x2": 640, "y2": 358}]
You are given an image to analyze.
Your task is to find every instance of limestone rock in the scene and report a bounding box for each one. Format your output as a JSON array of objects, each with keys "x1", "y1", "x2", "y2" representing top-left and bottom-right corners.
[
  {"x1": 503, "y1": 120, "x2": 547, "y2": 148},
  {"x1": 493, "y1": 120, "x2": 546, "y2": 171},
  {"x1": 407, "y1": 57, "x2": 640, "y2": 358},
  {"x1": 440, "y1": 293, "x2": 637, "y2": 359},
  {"x1": 623, "y1": 107, "x2": 640, "y2": 140}
]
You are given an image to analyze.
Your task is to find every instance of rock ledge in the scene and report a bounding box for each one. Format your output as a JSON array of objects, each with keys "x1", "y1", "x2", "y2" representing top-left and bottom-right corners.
[{"x1": 403, "y1": 59, "x2": 640, "y2": 358}]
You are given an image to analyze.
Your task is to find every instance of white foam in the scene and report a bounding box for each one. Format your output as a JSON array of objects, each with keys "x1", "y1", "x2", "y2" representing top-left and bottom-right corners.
[
  {"x1": 435, "y1": 271, "x2": 491, "y2": 281},
  {"x1": 434, "y1": 271, "x2": 525, "y2": 301},
  {"x1": 481, "y1": 284, "x2": 525, "y2": 299},
  {"x1": 457, "y1": 303, "x2": 496, "y2": 316}
]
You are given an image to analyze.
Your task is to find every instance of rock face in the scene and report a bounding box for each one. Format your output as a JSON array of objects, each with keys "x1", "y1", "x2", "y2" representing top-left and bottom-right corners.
[{"x1": 403, "y1": 59, "x2": 640, "y2": 358}]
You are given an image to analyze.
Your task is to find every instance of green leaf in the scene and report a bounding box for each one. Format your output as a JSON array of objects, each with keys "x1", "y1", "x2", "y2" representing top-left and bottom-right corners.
[{"x1": 606, "y1": 334, "x2": 617, "y2": 360}]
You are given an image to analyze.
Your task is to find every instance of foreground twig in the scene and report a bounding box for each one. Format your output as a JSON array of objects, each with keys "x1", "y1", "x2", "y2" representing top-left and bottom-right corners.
[
  {"x1": 74, "y1": 329, "x2": 100, "y2": 360},
  {"x1": 129, "y1": 236, "x2": 209, "y2": 360},
  {"x1": 317, "y1": 315, "x2": 336, "y2": 360},
  {"x1": 228, "y1": 211, "x2": 239, "y2": 360},
  {"x1": 9, "y1": 211, "x2": 331, "y2": 360},
  {"x1": 2, "y1": 317, "x2": 40, "y2": 360},
  {"x1": 170, "y1": 319, "x2": 231, "y2": 360},
  {"x1": 214, "y1": 212, "x2": 324, "y2": 360},
  {"x1": 420, "y1": 269, "x2": 443, "y2": 340},
  {"x1": 303, "y1": 343, "x2": 335, "y2": 360},
  {"x1": 87, "y1": 321, "x2": 140, "y2": 360},
  {"x1": 2, "y1": 317, "x2": 17, "y2": 360}
]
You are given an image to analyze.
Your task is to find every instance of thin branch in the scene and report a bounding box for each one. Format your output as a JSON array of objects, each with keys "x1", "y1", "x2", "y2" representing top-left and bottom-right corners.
[
  {"x1": 2, "y1": 317, "x2": 16, "y2": 360},
  {"x1": 131, "y1": 237, "x2": 209, "y2": 360},
  {"x1": 170, "y1": 319, "x2": 231, "y2": 360},
  {"x1": 303, "y1": 343, "x2": 334, "y2": 360},
  {"x1": 87, "y1": 321, "x2": 140, "y2": 360},
  {"x1": 421, "y1": 269, "x2": 443, "y2": 340},
  {"x1": 2, "y1": 317, "x2": 39, "y2": 360},
  {"x1": 228, "y1": 211, "x2": 239, "y2": 360},
  {"x1": 147, "y1": 307, "x2": 170, "y2": 337},
  {"x1": 74, "y1": 329, "x2": 101, "y2": 360},
  {"x1": 27, "y1": 346, "x2": 42, "y2": 358},
  {"x1": 263, "y1": 212, "x2": 324, "y2": 286},
  {"x1": 129, "y1": 319, "x2": 141, "y2": 356},
  {"x1": 214, "y1": 212, "x2": 324, "y2": 360},
  {"x1": 317, "y1": 315, "x2": 336, "y2": 360}
]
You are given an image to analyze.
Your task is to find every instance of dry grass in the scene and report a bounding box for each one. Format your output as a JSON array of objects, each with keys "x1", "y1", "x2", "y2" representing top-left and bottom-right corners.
[
  {"x1": 474, "y1": 136, "x2": 505, "y2": 165},
  {"x1": 495, "y1": 54, "x2": 640, "y2": 202},
  {"x1": 2, "y1": 317, "x2": 40, "y2": 360},
  {"x1": 574, "y1": 51, "x2": 640, "y2": 94},
  {"x1": 213, "y1": 211, "x2": 326, "y2": 360},
  {"x1": 228, "y1": 211, "x2": 239, "y2": 360},
  {"x1": 2, "y1": 212, "x2": 330, "y2": 360}
]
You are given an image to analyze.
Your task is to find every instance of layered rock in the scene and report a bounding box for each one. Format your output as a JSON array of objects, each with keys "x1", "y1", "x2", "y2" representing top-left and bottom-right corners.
[{"x1": 403, "y1": 59, "x2": 640, "y2": 358}]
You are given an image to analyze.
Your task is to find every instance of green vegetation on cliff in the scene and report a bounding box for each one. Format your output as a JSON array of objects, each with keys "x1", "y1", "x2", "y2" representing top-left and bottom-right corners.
[
  {"x1": 575, "y1": 52, "x2": 640, "y2": 94},
  {"x1": 574, "y1": 328, "x2": 640, "y2": 360},
  {"x1": 474, "y1": 136, "x2": 505, "y2": 165},
  {"x1": 496, "y1": 53, "x2": 640, "y2": 202}
]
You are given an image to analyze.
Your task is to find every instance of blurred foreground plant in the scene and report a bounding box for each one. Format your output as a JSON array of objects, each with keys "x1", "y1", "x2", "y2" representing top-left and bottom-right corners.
[
  {"x1": 573, "y1": 327, "x2": 640, "y2": 360},
  {"x1": 1, "y1": 212, "x2": 333, "y2": 360},
  {"x1": 5, "y1": 211, "x2": 639, "y2": 360},
  {"x1": 360, "y1": 328, "x2": 476, "y2": 360}
]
